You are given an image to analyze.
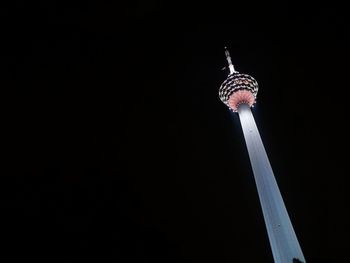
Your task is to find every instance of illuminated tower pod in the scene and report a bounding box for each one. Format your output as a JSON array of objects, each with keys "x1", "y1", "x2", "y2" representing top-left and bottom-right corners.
[{"x1": 219, "y1": 48, "x2": 306, "y2": 263}]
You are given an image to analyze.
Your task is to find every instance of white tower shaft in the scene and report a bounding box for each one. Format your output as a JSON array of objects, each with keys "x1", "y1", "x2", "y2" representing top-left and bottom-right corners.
[{"x1": 237, "y1": 103, "x2": 306, "y2": 263}]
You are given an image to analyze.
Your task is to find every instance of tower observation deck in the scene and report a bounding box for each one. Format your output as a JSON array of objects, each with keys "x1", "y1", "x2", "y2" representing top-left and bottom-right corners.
[{"x1": 219, "y1": 48, "x2": 306, "y2": 263}]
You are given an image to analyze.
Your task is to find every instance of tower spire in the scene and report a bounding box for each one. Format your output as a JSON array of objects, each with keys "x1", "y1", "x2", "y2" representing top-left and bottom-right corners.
[{"x1": 224, "y1": 47, "x2": 236, "y2": 74}]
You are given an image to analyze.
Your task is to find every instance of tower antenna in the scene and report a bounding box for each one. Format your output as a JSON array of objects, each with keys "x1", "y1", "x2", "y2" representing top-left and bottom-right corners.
[{"x1": 224, "y1": 47, "x2": 236, "y2": 74}]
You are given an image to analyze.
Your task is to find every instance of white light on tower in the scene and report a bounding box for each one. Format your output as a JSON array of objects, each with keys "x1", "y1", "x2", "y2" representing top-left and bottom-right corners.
[{"x1": 219, "y1": 48, "x2": 306, "y2": 263}]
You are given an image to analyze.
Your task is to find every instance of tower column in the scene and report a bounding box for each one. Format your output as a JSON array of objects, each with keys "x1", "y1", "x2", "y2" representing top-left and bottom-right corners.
[{"x1": 237, "y1": 103, "x2": 306, "y2": 263}]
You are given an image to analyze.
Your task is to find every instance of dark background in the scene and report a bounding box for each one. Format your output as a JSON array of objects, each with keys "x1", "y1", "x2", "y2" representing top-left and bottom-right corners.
[{"x1": 2, "y1": 1, "x2": 347, "y2": 262}]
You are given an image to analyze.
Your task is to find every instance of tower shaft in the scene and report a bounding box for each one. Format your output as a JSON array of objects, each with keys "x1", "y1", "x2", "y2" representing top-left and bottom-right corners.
[{"x1": 237, "y1": 103, "x2": 306, "y2": 263}]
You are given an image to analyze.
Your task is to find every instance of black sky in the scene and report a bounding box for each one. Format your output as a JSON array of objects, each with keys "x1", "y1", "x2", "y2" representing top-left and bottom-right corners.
[{"x1": 2, "y1": 1, "x2": 347, "y2": 263}]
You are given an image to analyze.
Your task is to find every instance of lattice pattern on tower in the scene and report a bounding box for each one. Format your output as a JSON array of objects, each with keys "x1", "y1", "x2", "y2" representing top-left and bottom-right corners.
[{"x1": 219, "y1": 72, "x2": 259, "y2": 111}]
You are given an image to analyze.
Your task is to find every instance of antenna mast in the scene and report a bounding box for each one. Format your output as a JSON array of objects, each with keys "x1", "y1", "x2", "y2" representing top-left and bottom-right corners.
[{"x1": 224, "y1": 47, "x2": 236, "y2": 74}]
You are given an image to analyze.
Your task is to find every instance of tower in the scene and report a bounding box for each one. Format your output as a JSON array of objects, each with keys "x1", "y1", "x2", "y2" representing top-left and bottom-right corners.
[{"x1": 219, "y1": 48, "x2": 306, "y2": 263}]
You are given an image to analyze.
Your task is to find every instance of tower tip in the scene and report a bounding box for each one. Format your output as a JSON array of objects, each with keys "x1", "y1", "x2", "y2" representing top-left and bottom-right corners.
[{"x1": 224, "y1": 47, "x2": 236, "y2": 74}]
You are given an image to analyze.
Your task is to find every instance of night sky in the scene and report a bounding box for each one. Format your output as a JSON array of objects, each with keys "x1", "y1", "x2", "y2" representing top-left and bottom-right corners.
[{"x1": 2, "y1": 1, "x2": 347, "y2": 263}]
